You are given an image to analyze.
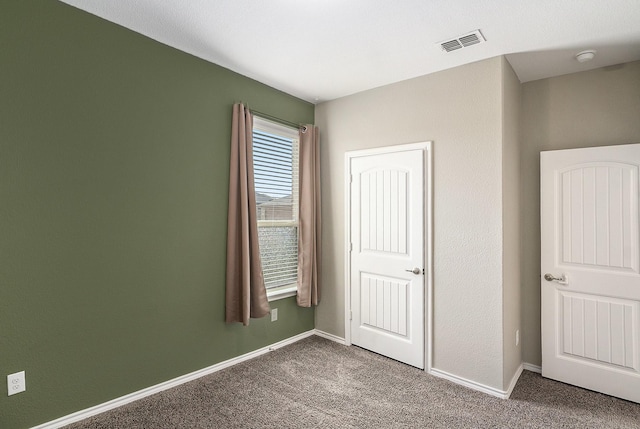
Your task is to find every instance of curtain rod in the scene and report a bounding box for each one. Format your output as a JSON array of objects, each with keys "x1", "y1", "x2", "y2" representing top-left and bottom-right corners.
[{"x1": 251, "y1": 110, "x2": 305, "y2": 129}]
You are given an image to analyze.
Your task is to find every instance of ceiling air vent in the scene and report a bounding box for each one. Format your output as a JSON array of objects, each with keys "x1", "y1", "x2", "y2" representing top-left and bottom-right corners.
[{"x1": 439, "y1": 30, "x2": 485, "y2": 53}]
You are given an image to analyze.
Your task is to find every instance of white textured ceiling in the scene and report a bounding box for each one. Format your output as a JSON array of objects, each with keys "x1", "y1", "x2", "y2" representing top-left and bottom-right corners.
[{"x1": 59, "y1": 0, "x2": 640, "y2": 103}]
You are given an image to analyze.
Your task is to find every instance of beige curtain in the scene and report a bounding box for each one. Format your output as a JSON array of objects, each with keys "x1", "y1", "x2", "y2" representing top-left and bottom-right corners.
[
  {"x1": 297, "y1": 125, "x2": 321, "y2": 307},
  {"x1": 225, "y1": 103, "x2": 270, "y2": 325}
]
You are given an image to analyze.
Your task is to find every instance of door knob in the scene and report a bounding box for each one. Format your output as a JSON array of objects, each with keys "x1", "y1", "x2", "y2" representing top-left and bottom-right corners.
[
  {"x1": 544, "y1": 273, "x2": 569, "y2": 285},
  {"x1": 405, "y1": 267, "x2": 422, "y2": 275}
]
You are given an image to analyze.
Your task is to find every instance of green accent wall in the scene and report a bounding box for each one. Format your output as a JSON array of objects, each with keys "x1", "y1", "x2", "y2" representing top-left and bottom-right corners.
[{"x1": 0, "y1": 2, "x2": 314, "y2": 428}]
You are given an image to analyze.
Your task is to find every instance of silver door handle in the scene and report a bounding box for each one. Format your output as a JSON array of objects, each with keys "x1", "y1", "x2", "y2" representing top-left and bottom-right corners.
[
  {"x1": 405, "y1": 268, "x2": 422, "y2": 275},
  {"x1": 544, "y1": 273, "x2": 569, "y2": 285}
]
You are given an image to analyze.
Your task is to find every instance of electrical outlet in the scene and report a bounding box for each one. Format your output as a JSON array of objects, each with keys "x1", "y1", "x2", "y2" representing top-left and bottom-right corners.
[
  {"x1": 516, "y1": 329, "x2": 520, "y2": 346},
  {"x1": 7, "y1": 371, "x2": 26, "y2": 396},
  {"x1": 271, "y1": 308, "x2": 278, "y2": 322}
]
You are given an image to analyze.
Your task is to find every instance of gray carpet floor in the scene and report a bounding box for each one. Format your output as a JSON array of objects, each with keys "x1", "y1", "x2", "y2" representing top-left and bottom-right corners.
[{"x1": 66, "y1": 336, "x2": 640, "y2": 428}]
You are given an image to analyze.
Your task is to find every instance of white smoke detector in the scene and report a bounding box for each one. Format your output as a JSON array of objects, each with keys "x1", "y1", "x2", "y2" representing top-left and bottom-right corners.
[{"x1": 575, "y1": 50, "x2": 596, "y2": 63}]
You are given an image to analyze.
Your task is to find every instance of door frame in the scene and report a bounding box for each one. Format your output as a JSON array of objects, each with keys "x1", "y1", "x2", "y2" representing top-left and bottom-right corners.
[{"x1": 344, "y1": 141, "x2": 433, "y2": 372}]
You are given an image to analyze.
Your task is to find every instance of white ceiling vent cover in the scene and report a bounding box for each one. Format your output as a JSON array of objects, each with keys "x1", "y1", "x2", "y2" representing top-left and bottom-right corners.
[{"x1": 439, "y1": 30, "x2": 485, "y2": 52}]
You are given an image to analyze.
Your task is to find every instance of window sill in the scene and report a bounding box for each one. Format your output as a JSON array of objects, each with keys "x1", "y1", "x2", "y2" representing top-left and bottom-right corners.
[{"x1": 267, "y1": 284, "x2": 297, "y2": 302}]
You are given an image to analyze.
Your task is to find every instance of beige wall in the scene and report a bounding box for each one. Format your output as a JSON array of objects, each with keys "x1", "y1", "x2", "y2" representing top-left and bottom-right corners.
[
  {"x1": 501, "y1": 58, "x2": 522, "y2": 389},
  {"x1": 316, "y1": 57, "x2": 509, "y2": 389},
  {"x1": 520, "y1": 60, "x2": 640, "y2": 366},
  {"x1": 315, "y1": 55, "x2": 640, "y2": 390}
]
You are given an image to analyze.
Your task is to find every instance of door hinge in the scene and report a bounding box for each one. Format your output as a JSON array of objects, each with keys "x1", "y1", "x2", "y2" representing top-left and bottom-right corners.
[
  {"x1": 350, "y1": 311, "x2": 353, "y2": 321},
  {"x1": 350, "y1": 174, "x2": 353, "y2": 183},
  {"x1": 349, "y1": 242, "x2": 353, "y2": 252}
]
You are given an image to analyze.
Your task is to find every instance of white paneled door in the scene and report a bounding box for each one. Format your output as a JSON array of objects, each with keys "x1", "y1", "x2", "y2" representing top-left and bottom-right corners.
[
  {"x1": 348, "y1": 143, "x2": 429, "y2": 369},
  {"x1": 541, "y1": 143, "x2": 640, "y2": 403}
]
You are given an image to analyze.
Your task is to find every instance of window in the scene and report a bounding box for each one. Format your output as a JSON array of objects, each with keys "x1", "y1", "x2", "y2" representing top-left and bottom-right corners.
[{"x1": 252, "y1": 117, "x2": 299, "y2": 300}]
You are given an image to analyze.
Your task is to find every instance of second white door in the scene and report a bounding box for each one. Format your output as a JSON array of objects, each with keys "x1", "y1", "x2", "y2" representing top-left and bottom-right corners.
[
  {"x1": 541, "y1": 143, "x2": 640, "y2": 403},
  {"x1": 348, "y1": 143, "x2": 428, "y2": 369}
]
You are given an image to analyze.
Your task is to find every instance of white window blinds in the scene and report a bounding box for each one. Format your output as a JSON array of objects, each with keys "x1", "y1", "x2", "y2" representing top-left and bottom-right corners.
[{"x1": 252, "y1": 118, "x2": 299, "y2": 290}]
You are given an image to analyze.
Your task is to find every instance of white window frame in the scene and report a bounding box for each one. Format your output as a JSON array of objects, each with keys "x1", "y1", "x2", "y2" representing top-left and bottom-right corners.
[{"x1": 253, "y1": 116, "x2": 299, "y2": 301}]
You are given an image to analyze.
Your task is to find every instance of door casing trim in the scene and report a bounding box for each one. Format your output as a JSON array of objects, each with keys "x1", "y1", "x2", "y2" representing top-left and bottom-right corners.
[{"x1": 344, "y1": 141, "x2": 433, "y2": 372}]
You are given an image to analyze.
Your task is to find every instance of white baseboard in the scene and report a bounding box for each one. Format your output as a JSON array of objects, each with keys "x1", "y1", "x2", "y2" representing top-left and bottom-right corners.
[
  {"x1": 430, "y1": 363, "x2": 525, "y2": 400},
  {"x1": 523, "y1": 362, "x2": 542, "y2": 373},
  {"x1": 313, "y1": 329, "x2": 347, "y2": 345},
  {"x1": 32, "y1": 331, "x2": 537, "y2": 429},
  {"x1": 319, "y1": 333, "x2": 524, "y2": 398},
  {"x1": 33, "y1": 330, "x2": 316, "y2": 429},
  {"x1": 429, "y1": 368, "x2": 511, "y2": 399},
  {"x1": 505, "y1": 364, "x2": 524, "y2": 398}
]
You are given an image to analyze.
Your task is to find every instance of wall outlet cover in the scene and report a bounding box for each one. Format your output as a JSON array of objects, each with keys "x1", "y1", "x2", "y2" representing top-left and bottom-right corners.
[{"x1": 7, "y1": 371, "x2": 26, "y2": 396}]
